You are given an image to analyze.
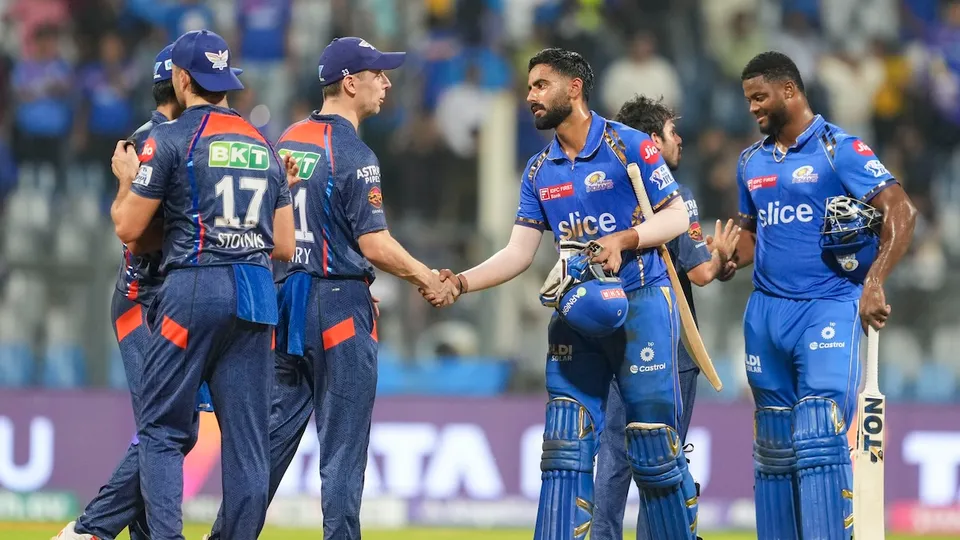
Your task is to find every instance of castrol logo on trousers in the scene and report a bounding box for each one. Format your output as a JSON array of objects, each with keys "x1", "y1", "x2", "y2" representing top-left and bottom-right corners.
[
  {"x1": 557, "y1": 212, "x2": 616, "y2": 240},
  {"x1": 757, "y1": 201, "x2": 814, "y2": 227}
]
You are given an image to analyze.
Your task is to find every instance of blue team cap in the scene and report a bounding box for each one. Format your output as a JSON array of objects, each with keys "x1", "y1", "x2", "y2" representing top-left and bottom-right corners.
[
  {"x1": 154, "y1": 44, "x2": 174, "y2": 82},
  {"x1": 171, "y1": 30, "x2": 244, "y2": 92},
  {"x1": 317, "y1": 37, "x2": 405, "y2": 86}
]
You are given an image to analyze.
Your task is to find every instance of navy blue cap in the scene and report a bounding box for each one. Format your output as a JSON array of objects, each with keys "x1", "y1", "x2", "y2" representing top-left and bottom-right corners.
[
  {"x1": 154, "y1": 44, "x2": 174, "y2": 82},
  {"x1": 171, "y1": 30, "x2": 244, "y2": 92},
  {"x1": 318, "y1": 37, "x2": 405, "y2": 87}
]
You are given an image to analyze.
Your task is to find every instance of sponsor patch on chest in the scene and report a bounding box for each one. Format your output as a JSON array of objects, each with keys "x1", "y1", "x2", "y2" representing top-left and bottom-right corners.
[
  {"x1": 747, "y1": 175, "x2": 777, "y2": 191},
  {"x1": 539, "y1": 182, "x2": 574, "y2": 201}
]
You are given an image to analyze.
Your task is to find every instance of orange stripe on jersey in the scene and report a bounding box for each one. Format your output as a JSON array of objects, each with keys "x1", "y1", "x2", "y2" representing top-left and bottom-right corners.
[
  {"x1": 371, "y1": 319, "x2": 378, "y2": 342},
  {"x1": 115, "y1": 304, "x2": 143, "y2": 343},
  {"x1": 201, "y1": 113, "x2": 265, "y2": 142},
  {"x1": 161, "y1": 316, "x2": 189, "y2": 349},
  {"x1": 322, "y1": 317, "x2": 356, "y2": 350},
  {"x1": 271, "y1": 329, "x2": 276, "y2": 351},
  {"x1": 278, "y1": 120, "x2": 329, "y2": 147},
  {"x1": 127, "y1": 280, "x2": 139, "y2": 301}
]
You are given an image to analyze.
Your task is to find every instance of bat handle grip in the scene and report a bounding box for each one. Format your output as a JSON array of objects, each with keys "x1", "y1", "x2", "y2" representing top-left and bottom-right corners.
[{"x1": 865, "y1": 326, "x2": 880, "y2": 392}]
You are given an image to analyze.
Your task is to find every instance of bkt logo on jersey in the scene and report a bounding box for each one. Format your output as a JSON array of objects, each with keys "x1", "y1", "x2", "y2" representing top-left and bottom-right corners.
[
  {"x1": 557, "y1": 212, "x2": 617, "y2": 240},
  {"x1": 209, "y1": 141, "x2": 270, "y2": 171},
  {"x1": 757, "y1": 201, "x2": 814, "y2": 227},
  {"x1": 277, "y1": 149, "x2": 321, "y2": 180}
]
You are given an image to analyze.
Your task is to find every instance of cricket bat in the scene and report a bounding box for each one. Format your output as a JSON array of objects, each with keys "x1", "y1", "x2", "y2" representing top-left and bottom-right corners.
[
  {"x1": 853, "y1": 327, "x2": 885, "y2": 539},
  {"x1": 626, "y1": 163, "x2": 723, "y2": 391}
]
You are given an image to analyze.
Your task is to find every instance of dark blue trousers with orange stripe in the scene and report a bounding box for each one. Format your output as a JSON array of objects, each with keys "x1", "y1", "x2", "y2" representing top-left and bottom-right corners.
[
  {"x1": 76, "y1": 292, "x2": 205, "y2": 540},
  {"x1": 208, "y1": 274, "x2": 378, "y2": 540},
  {"x1": 138, "y1": 266, "x2": 274, "y2": 540}
]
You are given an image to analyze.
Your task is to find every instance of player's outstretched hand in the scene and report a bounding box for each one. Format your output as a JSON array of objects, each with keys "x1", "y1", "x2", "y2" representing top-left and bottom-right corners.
[
  {"x1": 112, "y1": 140, "x2": 140, "y2": 185},
  {"x1": 282, "y1": 154, "x2": 302, "y2": 189},
  {"x1": 860, "y1": 279, "x2": 891, "y2": 331},
  {"x1": 706, "y1": 218, "x2": 740, "y2": 267}
]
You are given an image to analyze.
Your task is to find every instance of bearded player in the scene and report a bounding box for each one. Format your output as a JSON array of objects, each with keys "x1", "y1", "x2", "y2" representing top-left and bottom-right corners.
[
  {"x1": 592, "y1": 95, "x2": 740, "y2": 540},
  {"x1": 734, "y1": 52, "x2": 916, "y2": 539},
  {"x1": 431, "y1": 49, "x2": 700, "y2": 539}
]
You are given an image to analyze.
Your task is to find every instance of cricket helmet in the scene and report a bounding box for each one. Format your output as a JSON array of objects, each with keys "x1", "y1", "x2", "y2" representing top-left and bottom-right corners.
[
  {"x1": 556, "y1": 260, "x2": 629, "y2": 337},
  {"x1": 820, "y1": 195, "x2": 882, "y2": 283}
]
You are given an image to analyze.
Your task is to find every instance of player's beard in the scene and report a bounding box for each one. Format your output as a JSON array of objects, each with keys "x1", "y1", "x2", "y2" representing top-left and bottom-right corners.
[
  {"x1": 759, "y1": 101, "x2": 789, "y2": 136},
  {"x1": 534, "y1": 98, "x2": 573, "y2": 131}
]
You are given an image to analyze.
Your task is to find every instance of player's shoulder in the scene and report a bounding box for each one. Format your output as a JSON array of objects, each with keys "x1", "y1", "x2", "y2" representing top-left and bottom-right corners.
[
  {"x1": 522, "y1": 142, "x2": 553, "y2": 184},
  {"x1": 605, "y1": 119, "x2": 652, "y2": 141},
  {"x1": 277, "y1": 117, "x2": 326, "y2": 148},
  {"x1": 677, "y1": 183, "x2": 696, "y2": 202},
  {"x1": 739, "y1": 137, "x2": 765, "y2": 162}
]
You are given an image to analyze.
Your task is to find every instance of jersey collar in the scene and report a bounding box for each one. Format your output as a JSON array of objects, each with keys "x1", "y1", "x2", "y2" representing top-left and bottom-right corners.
[
  {"x1": 546, "y1": 110, "x2": 606, "y2": 162},
  {"x1": 762, "y1": 114, "x2": 824, "y2": 152},
  {"x1": 310, "y1": 111, "x2": 355, "y2": 131},
  {"x1": 150, "y1": 110, "x2": 170, "y2": 125}
]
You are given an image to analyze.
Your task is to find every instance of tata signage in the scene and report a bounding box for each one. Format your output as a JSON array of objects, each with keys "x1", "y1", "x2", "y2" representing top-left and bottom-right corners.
[{"x1": 1, "y1": 391, "x2": 958, "y2": 532}]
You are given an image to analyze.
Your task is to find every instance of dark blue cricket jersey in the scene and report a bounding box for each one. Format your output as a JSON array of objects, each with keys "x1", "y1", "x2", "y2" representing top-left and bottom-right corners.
[
  {"x1": 669, "y1": 184, "x2": 714, "y2": 372},
  {"x1": 114, "y1": 110, "x2": 167, "y2": 305},
  {"x1": 130, "y1": 105, "x2": 291, "y2": 272},
  {"x1": 737, "y1": 115, "x2": 896, "y2": 301},
  {"x1": 274, "y1": 113, "x2": 388, "y2": 283},
  {"x1": 516, "y1": 112, "x2": 679, "y2": 292}
]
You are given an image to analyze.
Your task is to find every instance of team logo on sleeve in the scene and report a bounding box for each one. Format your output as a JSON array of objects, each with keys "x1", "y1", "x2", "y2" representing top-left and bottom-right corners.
[
  {"x1": 688, "y1": 222, "x2": 703, "y2": 242},
  {"x1": 584, "y1": 171, "x2": 613, "y2": 192},
  {"x1": 367, "y1": 186, "x2": 383, "y2": 208},
  {"x1": 864, "y1": 160, "x2": 890, "y2": 178},
  {"x1": 140, "y1": 138, "x2": 156, "y2": 162},
  {"x1": 854, "y1": 140, "x2": 874, "y2": 156},
  {"x1": 791, "y1": 165, "x2": 819, "y2": 184},
  {"x1": 650, "y1": 164, "x2": 674, "y2": 190},
  {"x1": 134, "y1": 165, "x2": 153, "y2": 186},
  {"x1": 640, "y1": 140, "x2": 660, "y2": 164}
]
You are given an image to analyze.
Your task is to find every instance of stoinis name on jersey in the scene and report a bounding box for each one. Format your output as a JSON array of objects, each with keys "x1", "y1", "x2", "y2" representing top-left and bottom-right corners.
[
  {"x1": 278, "y1": 149, "x2": 321, "y2": 180},
  {"x1": 209, "y1": 141, "x2": 270, "y2": 170},
  {"x1": 539, "y1": 182, "x2": 574, "y2": 201},
  {"x1": 757, "y1": 200, "x2": 814, "y2": 227},
  {"x1": 557, "y1": 212, "x2": 616, "y2": 240},
  {"x1": 357, "y1": 165, "x2": 381, "y2": 184},
  {"x1": 748, "y1": 175, "x2": 777, "y2": 191}
]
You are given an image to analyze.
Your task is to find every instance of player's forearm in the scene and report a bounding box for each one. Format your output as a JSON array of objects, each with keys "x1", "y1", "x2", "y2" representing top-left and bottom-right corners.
[
  {"x1": 735, "y1": 225, "x2": 757, "y2": 268},
  {"x1": 630, "y1": 197, "x2": 688, "y2": 249},
  {"x1": 459, "y1": 225, "x2": 542, "y2": 293},
  {"x1": 360, "y1": 231, "x2": 435, "y2": 289},
  {"x1": 126, "y1": 220, "x2": 162, "y2": 255},
  {"x1": 865, "y1": 194, "x2": 917, "y2": 286},
  {"x1": 688, "y1": 252, "x2": 722, "y2": 287}
]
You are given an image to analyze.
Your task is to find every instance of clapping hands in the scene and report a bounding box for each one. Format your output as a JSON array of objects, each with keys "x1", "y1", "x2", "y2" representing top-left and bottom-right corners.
[{"x1": 419, "y1": 269, "x2": 462, "y2": 308}]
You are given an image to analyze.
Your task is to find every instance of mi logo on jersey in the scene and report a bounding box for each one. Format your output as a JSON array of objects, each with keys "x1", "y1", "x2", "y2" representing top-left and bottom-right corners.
[
  {"x1": 277, "y1": 149, "x2": 320, "y2": 179},
  {"x1": 209, "y1": 141, "x2": 270, "y2": 170}
]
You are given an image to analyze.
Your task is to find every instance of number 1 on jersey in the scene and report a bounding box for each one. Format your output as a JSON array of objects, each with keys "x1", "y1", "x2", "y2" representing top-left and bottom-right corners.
[
  {"x1": 215, "y1": 175, "x2": 267, "y2": 228},
  {"x1": 294, "y1": 188, "x2": 315, "y2": 242}
]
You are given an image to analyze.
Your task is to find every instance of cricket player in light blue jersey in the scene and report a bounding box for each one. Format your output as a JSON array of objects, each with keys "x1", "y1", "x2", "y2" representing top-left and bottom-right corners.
[
  {"x1": 734, "y1": 51, "x2": 917, "y2": 539},
  {"x1": 429, "y1": 48, "x2": 700, "y2": 539}
]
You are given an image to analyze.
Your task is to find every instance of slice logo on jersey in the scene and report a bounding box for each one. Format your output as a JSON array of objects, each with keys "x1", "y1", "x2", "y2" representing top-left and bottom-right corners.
[
  {"x1": 747, "y1": 175, "x2": 777, "y2": 191},
  {"x1": 650, "y1": 164, "x2": 674, "y2": 190},
  {"x1": 791, "y1": 165, "x2": 819, "y2": 184},
  {"x1": 864, "y1": 159, "x2": 890, "y2": 178},
  {"x1": 640, "y1": 139, "x2": 660, "y2": 164},
  {"x1": 809, "y1": 322, "x2": 846, "y2": 350},
  {"x1": 539, "y1": 182, "x2": 574, "y2": 201},
  {"x1": 758, "y1": 201, "x2": 814, "y2": 227},
  {"x1": 557, "y1": 212, "x2": 616, "y2": 240},
  {"x1": 688, "y1": 221, "x2": 703, "y2": 242},
  {"x1": 140, "y1": 138, "x2": 157, "y2": 162},
  {"x1": 854, "y1": 140, "x2": 875, "y2": 156},
  {"x1": 549, "y1": 343, "x2": 573, "y2": 362},
  {"x1": 277, "y1": 149, "x2": 321, "y2": 180},
  {"x1": 584, "y1": 170, "x2": 613, "y2": 192},
  {"x1": 746, "y1": 354, "x2": 762, "y2": 373},
  {"x1": 600, "y1": 288, "x2": 627, "y2": 300},
  {"x1": 209, "y1": 141, "x2": 270, "y2": 171},
  {"x1": 205, "y1": 50, "x2": 229, "y2": 70},
  {"x1": 368, "y1": 186, "x2": 383, "y2": 208},
  {"x1": 134, "y1": 165, "x2": 154, "y2": 187}
]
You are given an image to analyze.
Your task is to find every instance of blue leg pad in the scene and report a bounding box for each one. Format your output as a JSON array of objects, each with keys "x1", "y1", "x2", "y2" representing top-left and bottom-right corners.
[
  {"x1": 793, "y1": 397, "x2": 853, "y2": 540},
  {"x1": 534, "y1": 398, "x2": 597, "y2": 540},
  {"x1": 627, "y1": 422, "x2": 697, "y2": 540},
  {"x1": 754, "y1": 407, "x2": 800, "y2": 540}
]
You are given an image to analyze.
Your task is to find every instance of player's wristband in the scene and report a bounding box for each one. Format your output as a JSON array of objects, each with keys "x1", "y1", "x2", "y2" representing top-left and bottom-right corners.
[{"x1": 456, "y1": 273, "x2": 468, "y2": 295}]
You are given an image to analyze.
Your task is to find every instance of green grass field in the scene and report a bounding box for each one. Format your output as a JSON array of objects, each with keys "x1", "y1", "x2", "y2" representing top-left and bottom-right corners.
[{"x1": 4, "y1": 523, "x2": 958, "y2": 540}]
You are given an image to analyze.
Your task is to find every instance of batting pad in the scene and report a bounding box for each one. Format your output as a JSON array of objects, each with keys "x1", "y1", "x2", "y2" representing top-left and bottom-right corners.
[
  {"x1": 754, "y1": 407, "x2": 801, "y2": 540},
  {"x1": 534, "y1": 398, "x2": 596, "y2": 540},
  {"x1": 626, "y1": 422, "x2": 698, "y2": 540},
  {"x1": 794, "y1": 397, "x2": 854, "y2": 540}
]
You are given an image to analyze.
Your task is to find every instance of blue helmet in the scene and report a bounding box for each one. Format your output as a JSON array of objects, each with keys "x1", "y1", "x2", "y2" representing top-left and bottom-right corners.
[
  {"x1": 557, "y1": 258, "x2": 629, "y2": 337},
  {"x1": 820, "y1": 195, "x2": 882, "y2": 283}
]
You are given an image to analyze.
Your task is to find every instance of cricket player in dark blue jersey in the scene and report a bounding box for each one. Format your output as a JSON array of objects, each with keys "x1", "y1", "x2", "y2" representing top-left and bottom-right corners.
[
  {"x1": 592, "y1": 95, "x2": 740, "y2": 540},
  {"x1": 53, "y1": 43, "x2": 230, "y2": 540},
  {"x1": 109, "y1": 30, "x2": 295, "y2": 540},
  {"x1": 203, "y1": 36, "x2": 452, "y2": 540},
  {"x1": 433, "y1": 49, "x2": 699, "y2": 539},
  {"x1": 733, "y1": 52, "x2": 916, "y2": 540}
]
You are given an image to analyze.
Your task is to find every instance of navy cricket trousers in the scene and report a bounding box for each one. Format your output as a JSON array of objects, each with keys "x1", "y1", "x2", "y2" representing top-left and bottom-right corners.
[
  {"x1": 209, "y1": 274, "x2": 378, "y2": 540},
  {"x1": 138, "y1": 267, "x2": 274, "y2": 540}
]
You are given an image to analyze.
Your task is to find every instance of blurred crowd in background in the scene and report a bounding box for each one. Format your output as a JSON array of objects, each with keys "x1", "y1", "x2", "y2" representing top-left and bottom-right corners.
[{"x1": 1, "y1": 0, "x2": 959, "y2": 403}]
